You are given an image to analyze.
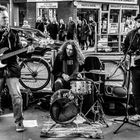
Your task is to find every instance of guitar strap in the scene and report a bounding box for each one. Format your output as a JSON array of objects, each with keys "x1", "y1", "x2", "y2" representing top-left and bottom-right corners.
[{"x1": 7, "y1": 36, "x2": 11, "y2": 50}]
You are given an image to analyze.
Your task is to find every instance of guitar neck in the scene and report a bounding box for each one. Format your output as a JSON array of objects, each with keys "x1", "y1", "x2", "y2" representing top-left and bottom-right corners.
[{"x1": 0, "y1": 47, "x2": 28, "y2": 60}]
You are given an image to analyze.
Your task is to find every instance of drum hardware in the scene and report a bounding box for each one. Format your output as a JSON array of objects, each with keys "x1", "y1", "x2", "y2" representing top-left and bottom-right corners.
[{"x1": 82, "y1": 80, "x2": 109, "y2": 127}]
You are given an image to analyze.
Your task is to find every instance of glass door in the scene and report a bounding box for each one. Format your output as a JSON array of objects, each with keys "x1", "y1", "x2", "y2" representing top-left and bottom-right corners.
[{"x1": 108, "y1": 9, "x2": 120, "y2": 52}]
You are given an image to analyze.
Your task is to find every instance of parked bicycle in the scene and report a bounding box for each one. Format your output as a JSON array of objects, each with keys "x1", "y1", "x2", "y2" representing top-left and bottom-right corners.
[
  {"x1": 103, "y1": 56, "x2": 128, "y2": 87},
  {"x1": 19, "y1": 42, "x2": 61, "y2": 91}
]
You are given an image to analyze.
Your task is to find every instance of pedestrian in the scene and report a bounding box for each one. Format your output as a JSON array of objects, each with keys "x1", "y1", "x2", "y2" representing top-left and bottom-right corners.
[
  {"x1": 66, "y1": 17, "x2": 76, "y2": 40},
  {"x1": 88, "y1": 16, "x2": 96, "y2": 47},
  {"x1": 77, "y1": 19, "x2": 82, "y2": 47},
  {"x1": 58, "y1": 19, "x2": 66, "y2": 41},
  {"x1": 47, "y1": 17, "x2": 59, "y2": 40},
  {"x1": 81, "y1": 18, "x2": 89, "y2": 50},
  {"x1": 35, "y1": 16, "x2": 42, "y2": 30},
  {"x1": 52, "y1": 40, "x2": 85, "y2": 92},
  {"x1": 122, "y1": 13, "x2": 140, "y2": 121},
  {"x1": 22, "y1": 20, "x2": 31, "y2": 28},
  {"x1": 0, "y1": 5, "x2": 34, "y2": 132}
]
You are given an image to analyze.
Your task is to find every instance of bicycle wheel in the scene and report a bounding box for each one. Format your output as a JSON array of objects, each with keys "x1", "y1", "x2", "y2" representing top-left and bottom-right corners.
[
  {"x1": 103, "y1": 60, "x2": 126, "y2": 86},
  {"x1": 19, "y1": 57, "x2": 51, "y2": 91}
]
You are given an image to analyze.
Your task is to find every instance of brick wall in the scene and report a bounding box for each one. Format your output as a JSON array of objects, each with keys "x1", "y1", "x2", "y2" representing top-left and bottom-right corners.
[{"x1": 57, "y1": 1, "x2": 77, "y2": 24}]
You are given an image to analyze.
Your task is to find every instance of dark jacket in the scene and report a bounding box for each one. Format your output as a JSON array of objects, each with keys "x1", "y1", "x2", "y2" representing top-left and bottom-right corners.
[
  {"x1": 52, "y1": 52, "x2": 83, "y2": 80},
  {"x1": 0, "y1": 28, "x2": 27, "y2": 78},
  {"x1": 122, "y1": 28, "x2": 140, "y2": 55},
  {"x1": 58, "y1": 23, "x2": 66, "y2": 41},
  {"x1": 47, "y1": 23, "x2": 59, "y2": 40}
]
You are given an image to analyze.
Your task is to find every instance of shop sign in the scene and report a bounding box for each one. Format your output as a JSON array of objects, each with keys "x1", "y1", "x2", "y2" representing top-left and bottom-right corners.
[
  {"x1": 36, "y1": 3, "x2": 58, "y2": 8},
  {"x1": 28, "y1": 0, "x2": 72, "y2": 2},
  {"x1": 122, "y1": 5, "x2": 139, "y2": 9},
  {"x1": 109, "y1": 23, "x2": 118, "y2": 34},
  {"x1": 77, "y1": 2, "x2": 101, "y2": 9},
  {"x1": 79, "y1": 0, "x2": 137, "y2": 4},
  {"x1": 110, "y1": 4, "x2": 121, "y2": 8}
]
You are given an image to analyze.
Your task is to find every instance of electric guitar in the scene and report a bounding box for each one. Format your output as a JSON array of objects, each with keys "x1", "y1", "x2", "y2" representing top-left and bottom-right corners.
[{"x1": 0, "y1": 46, "x2": 35, "y2": 68}]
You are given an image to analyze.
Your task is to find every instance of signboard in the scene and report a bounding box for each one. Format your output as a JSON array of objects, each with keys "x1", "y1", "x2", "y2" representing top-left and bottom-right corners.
[
  {"x1": 36, "y1": 3, "x2": 58, "y2": 8},
  {"x1": 0, "y1": 0, "x2": 9, "y2": 3},
  {"x1": 14, "y1": 0, "x2": 27, "y2": 2},
  {"x1": 110, "y1": 4, "x2": 139, "y2": 9},
  {"x1": 109, "y1": 23, "x2": 118, "y2": 34},
  {"x1": 79, "y1": 0, "x2": 137, "y2": 4},
  {"x1": 27, "y1": 0, "x2": 72, "y2": 2},
  {"x1": 77, "y1": 2, "x2": 101, "y2": 9}
]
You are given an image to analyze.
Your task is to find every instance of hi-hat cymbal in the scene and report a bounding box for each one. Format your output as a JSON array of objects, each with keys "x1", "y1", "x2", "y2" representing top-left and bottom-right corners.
[
  {"x1": 89, "y1": 70, "x2": 108, "y2": 75},
  {"x1": 79, "y1": 70, "x2": 90, "y2": 74}
]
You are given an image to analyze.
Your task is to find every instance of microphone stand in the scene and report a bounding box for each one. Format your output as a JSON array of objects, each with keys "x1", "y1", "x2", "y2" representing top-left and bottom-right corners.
[{"x1": 113, "y1": 30, "x2": 140, "y2": 134}]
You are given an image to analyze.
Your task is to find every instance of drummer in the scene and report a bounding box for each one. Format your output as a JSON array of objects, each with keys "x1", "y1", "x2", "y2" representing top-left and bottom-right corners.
[{"x1": 52, "y1": 40, "x2": 85, "y2": 91}]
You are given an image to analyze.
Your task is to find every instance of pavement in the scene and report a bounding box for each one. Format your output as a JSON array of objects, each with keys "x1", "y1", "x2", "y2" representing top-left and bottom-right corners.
[{"x1": 1, "y1": 88, "x2": 140, "y2": 140}]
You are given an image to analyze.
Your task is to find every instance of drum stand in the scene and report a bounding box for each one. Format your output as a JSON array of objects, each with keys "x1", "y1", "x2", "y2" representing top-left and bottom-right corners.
[
  {"x1": 83, "y1": 76, "x2": 109, "y2": 127},
  {"x1": 76, "y1": 94, "x2": 93, "y2": 125}
]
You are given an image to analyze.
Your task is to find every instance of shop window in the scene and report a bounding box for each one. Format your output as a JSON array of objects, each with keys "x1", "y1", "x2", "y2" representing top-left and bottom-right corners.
[
  {"x1": 101, "y1": 13, "x2": 108, "y2": 34},
  {"x1": 102, "y1": 4, "x2": 109, "y2": 11}
]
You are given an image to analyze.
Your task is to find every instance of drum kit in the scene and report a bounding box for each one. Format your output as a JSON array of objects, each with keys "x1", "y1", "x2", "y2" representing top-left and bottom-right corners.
[{"x1": 49, "y1": 69, "x2": 109, "y2": 131}]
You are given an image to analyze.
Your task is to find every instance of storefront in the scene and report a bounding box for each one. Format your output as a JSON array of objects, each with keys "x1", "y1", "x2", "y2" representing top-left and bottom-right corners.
[
  {"x1": 36, "y1": 2, "x2": 58, "y2": 20},
  {"x1": 75, "y1": 0, "x2": 139, "y2": 54},
  {"x1": 26, "y1": 0, "x2": 74, "y2": 27}
]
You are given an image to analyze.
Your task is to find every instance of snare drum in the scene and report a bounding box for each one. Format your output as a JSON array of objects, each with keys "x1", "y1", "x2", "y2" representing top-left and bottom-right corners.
[{"x1": 70, "y1": 79, "x2": 92, "y2": 95}]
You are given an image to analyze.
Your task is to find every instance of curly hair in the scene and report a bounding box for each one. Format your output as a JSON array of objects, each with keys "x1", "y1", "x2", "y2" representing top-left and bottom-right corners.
[{"x1": 59, "y1": 40, "x2": 85, "y2": 65}]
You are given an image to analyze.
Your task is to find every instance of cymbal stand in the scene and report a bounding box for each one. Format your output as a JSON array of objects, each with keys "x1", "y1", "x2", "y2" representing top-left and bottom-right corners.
[
  {"x1": 84, "y1": 75, "x2": 109, "y2": 127},
  {"x1": 113, "y1": 54, "x2": 140, "y2": 134}
]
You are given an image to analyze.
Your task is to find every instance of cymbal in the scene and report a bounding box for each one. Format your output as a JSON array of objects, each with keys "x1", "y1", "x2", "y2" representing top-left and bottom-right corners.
[
  {"x1": 79, "y1": 70, "x2": 90, "y2": 74},
  {"x1": 89, "y1": 70, "x2": 108, "y2": 75}
]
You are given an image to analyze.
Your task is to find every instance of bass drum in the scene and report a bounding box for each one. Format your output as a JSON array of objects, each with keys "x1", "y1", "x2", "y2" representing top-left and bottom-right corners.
[{"x1": 50, "y1": 89, "x2": 78, "y2": 124}]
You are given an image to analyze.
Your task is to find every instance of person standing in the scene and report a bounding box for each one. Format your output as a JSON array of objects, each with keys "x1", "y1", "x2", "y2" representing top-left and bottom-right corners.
[
  {"x1": 88, "y1": 16, "x2": 96, "y2": 47},
  {"x1": 122, "y1": 13, "x2": 140, "y2": 121},
  {"x1": 66, "y1": 17, "x2": 76, "y2": 40},
  {"x1": 0, "y1": 5, "x2": 34, "y2": 132},
  {"x1": 58, "y1": 19, "x2": 66, "y2": 41},
  {"x1": 47, "y1": 17, "x2": 59, "y2": 40},
  {"x1": 77, "y1": 19, "x2": 82, "y2": 47},
  {"x1": 81, "y1": 19, "x2": 89, "y2": 50}
]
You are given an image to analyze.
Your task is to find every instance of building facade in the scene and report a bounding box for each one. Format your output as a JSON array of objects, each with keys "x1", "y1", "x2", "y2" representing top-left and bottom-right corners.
[{"x1": 0, "y1": 0, "x2": 139, "y2": 54}]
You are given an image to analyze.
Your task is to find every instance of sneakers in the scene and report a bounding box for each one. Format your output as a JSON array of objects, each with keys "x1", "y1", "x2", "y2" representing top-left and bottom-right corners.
[
  {"x1": 16, "y1": 122, "x2": 25, "y2": 132},
  {"x1": 130, "y1": 114, "x2": 140, "y2": 122}
]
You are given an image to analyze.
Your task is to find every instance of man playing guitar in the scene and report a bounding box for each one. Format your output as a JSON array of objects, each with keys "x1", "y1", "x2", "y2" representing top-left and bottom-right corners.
[{"x1": 0, "y1": 5, "x2": 34, "y2": 132}]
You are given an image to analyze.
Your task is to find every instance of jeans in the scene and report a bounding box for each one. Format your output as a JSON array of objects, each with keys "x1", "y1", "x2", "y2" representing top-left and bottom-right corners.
[
  {"x1": 53, "y1": 77, "x2": 70, "y2": 92},
  {"x1": 131, "y1": 66, "x2": 140, "y2": 114},
  {"x1": 0, "y1": 78, "x2": 24, "y2": 123}
]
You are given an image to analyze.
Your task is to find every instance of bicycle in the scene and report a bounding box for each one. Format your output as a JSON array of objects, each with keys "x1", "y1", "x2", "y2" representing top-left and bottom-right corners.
[
  {"x1": 103, "y1": 56, "x2": 128, "y2": 87},
  {"x1": 19, "y1": 44, "x2": 60, "y2": 91}
]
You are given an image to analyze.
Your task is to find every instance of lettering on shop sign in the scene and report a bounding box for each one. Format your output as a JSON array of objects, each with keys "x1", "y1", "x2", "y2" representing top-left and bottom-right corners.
[
  {"x1": 77, "y1": 2, "x2": 101, "y2": 9},
  {"x1": 81, "y1": 0, "x2": 137, "y2": 4},
  {"x1": 110, "y1": 4, "x2": 139, "y2": 9},
  {"x1": 36, "y1": 3, "x2": 58, "y2": 8}
]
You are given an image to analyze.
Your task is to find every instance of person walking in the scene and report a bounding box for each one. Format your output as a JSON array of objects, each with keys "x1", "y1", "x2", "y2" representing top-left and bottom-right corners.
[
  {"x1": 58, "y1": 19, "x2": 66, "y2": 41},
  {"x1": 66, "y1": 17, "x2": 76, "y2": 40},
  {"x1": 81, "y1": 19, "x2": 89, "y2": 50}
]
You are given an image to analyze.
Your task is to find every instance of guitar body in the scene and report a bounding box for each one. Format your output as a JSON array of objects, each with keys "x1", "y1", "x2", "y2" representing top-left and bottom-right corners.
[{"x1": 0, "y1": 47, "x2": 9, "y2": 68}]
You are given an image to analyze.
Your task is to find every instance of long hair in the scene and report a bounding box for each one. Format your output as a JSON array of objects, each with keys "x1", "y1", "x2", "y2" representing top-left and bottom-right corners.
[{"x1": 59, "y1": 40, "x2": 85, "y2": 65}]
